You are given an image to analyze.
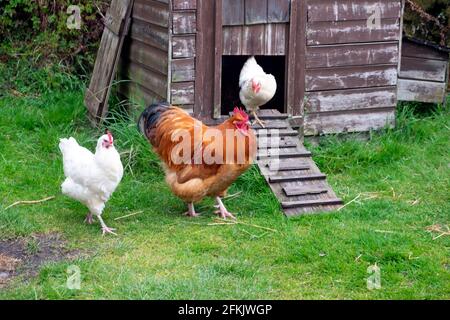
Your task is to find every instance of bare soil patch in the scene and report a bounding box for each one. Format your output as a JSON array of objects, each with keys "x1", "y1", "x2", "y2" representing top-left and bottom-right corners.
[{"x1": 0, "y1": 233, "x2": 79, "y2": 287}]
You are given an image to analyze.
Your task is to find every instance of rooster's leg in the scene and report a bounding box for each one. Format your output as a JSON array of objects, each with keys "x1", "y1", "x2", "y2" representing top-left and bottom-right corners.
[
  {"x1": 184, "y1": 203, "x2": 200, "y2": 218},
  {"x1": 84, "y1": 212, "x2": 94, "y2": 225},
  {"x1": 215, "y1": 197, "x2": 236, "y2": 220},
  {"x1": 97, "y1": 215, "x2": 117, "y2": 236},
  {"x1": 252, "y1": 111, "x2": 266, "y2": 128}
]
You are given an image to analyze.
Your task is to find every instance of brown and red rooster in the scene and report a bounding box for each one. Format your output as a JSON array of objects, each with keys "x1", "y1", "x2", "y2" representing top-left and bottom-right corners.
[{"x1": 139, "y1": 103, "x2": 257, "y2": 219}]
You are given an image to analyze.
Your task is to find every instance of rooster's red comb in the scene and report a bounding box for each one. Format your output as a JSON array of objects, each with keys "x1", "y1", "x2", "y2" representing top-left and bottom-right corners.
[{"x1": 233, "y1": 107, "x2": 249, "y2": 121}]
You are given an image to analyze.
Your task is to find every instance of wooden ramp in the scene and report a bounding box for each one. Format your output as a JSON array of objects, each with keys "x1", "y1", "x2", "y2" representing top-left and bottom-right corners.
[{"x1": 253, "y1": 110, "x2": 343, "y2": 216}]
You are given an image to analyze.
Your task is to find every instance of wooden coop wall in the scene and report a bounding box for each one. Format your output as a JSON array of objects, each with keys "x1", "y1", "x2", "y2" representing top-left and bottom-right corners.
[
  {"x1": 398, "y1": 39, "x2": 449, "y2": 104},
  {"x1": 303, "y1": 0, "x2": 402, "y2": 135},
  {"x1": 119, "y1": 0, "x2": 170, "y2": 106}
]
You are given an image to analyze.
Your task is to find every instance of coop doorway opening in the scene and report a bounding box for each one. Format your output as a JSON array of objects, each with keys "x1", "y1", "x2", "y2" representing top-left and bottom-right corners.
[{"x1": 221, "y1": 55, "x2": 286, "y2": 116}]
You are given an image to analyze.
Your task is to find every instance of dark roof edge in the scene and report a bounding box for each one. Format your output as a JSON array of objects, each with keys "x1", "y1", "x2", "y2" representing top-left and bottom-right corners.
[{"x1": 403, "y1": 36, "x2": 450, "y2": 54}]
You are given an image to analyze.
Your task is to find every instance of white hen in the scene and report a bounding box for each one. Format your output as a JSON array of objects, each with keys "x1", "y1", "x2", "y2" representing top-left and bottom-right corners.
[
  {"x1": 59, "y1": 131, "x2": 123, "y2": 235},
  {"x1": 239, "y1": 56, "x2": 277, "y2": 127}
]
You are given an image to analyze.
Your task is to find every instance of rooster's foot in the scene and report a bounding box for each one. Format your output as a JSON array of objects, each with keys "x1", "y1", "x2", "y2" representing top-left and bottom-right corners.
[
  {"x1": 215, "y1": 197, "x2": 237, "y2": 220},
  {"x1": 215, "y1": 209, "x2": 236, "y2": 220},
  {"x1": 84, "y1": 213, "x2": 95, "y2": 225},
  {"x1": 184, "y1": 203, "x2": 200, "y2": 218}
]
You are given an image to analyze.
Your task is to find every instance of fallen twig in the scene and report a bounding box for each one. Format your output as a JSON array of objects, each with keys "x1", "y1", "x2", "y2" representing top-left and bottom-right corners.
[
  {"x1": 338, "y1": 193, "x2": 361, "y2": 211},
  {"x1": 114, "y1": 210, "x2": 144, "y2": 221},
  {"x1": 4, "y1": 196, "x2": 55, "y2": 211}
]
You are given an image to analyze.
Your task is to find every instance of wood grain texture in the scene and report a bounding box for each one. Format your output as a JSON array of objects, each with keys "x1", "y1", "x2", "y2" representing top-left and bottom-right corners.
[
  {"x1": 118, "y1": 82, "x2": 164, "y2": 107},
  {"x1": 304, "y1": 109, "x2": 396, "y2": 135},
  {"x1": 268, "y1": 0, "x2": 290, "y2": 23},
  {"x1": 307, "y1": 18, "x2": 400, "y2": 45},
  {"x1": 85, "y1": 0, "x2": 134, "y2": 120},
  {"x1": 173, "y1": 0, "x2": 196, "y2": 10},
  {"x1": 171, "y1": 82, "x2": 195, "y2": 105},
  {"x1": 306, "y1": 87, "x2": 397, "y2": 113},
  {"x1": 130, "y1": 19, "x2": 169, "y2": 51},
  {"x1": 222, "y1": 0, "x2": 245, "y2": 26},
  {"x1": 402, "y1": 39, "x2": 450, "y2": 61},
  {"x1": 171, "y1": 58, "x2": 195, "y2": 82},
  {"x1": 245, "y1": 0, "x2": 268, "y2": 25},
  {"x1": 399, "y1": 57, "x2": 447, "y2": 82},
  {"x1": 172, "y1": 35, "x2": 196, "y2": 58},
  {"x1": 122, "y1": 39, "x2": 168, "y2": 75},
  {"x1": 119, "y1": 60, "x2": 168, "y2": 97},
  {"x1": 397, "y1": 79, "x2": 446, "y2": 103},
  {"x1": 306, "y1": 65, "x2": 398, "y2": 91},
  {"x1": 133, "y1": 0, "x2": 169, "y2": 27},
  {"x1": 307, "y1": 0, "x2": 401, "y2": 22},
  {"x1": 223, "y1": 24, "x2": 287, "y2": 55},
  {"x1": 173, "y1": 11, "x2": 196, "y2": 34},
  {"x1": 306, "y1": 42, "x2": 399, "y2": 68}
]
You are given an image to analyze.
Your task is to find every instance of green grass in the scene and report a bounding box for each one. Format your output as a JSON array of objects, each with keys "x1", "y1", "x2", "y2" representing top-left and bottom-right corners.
[{"x1": 0, "y1": 65, "x2": 449, "y2": 300}]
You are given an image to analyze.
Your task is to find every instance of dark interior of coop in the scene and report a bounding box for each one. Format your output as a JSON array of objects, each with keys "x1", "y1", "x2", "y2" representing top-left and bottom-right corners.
[{"x1": 220, "y1": 56, "x2": 286, "y2": 116}]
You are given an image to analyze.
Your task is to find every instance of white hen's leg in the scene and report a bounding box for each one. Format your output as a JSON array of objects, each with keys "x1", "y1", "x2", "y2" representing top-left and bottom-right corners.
[
  {"x1": 184, "y1": 203, "x2": 199, "y2": 217},
  {"x1": 252, "y1": 111, "x2": 266, "y2": 128},
  {"x1": 96, "y1": 215, "x2": 117, "y2": 236},
  {"x1": 215, "y1": 197, "x2": 236, "y2": 220}
]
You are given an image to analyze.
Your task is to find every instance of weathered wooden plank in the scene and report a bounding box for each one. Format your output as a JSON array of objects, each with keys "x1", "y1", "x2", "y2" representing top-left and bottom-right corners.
[
  {"x1": 306, "y1": 87, "x2": 397, "y2": 113},
  {"x1": 258, "y1": 149, "x2": 312, "y2": 160},
  {"x1": 253, "y1": 120, "x2": 289, "y2": 130},
  {"x1": 283, "y1": 186, "x2": 328, "y2": 197},
  {"x1": 222, "y1": 0, "x2": 245, "y2": 26},
  {"x1": 245, "y1": 0, "x2": 268, "y2": 25},
  {"x1": 282, "y1": 198, "x2": 343, "y2": 209},
  {"x1": 130, "y1": 19, "x2": 169, "y2": 51},
  {"x1": 118, "y1": 82, "x2": 164, "y2": 107},
  {"x1": 242, "y1": 24, "x2": 265, "y2": 55},
  {"x1": 122, "y1": 39, "x2": 168, "y2": 75},
  {"x1": 194, "y1": 0, "x2": 214, "y2": 119},
  {"x1": 397, "y1": 79, "x2": 446, "y2": 103},
  {"x1": 399, "y1": 57, "x2": 447, "y2": 82},
  {"x1": 306, "y1": 43, "x2": 399, "y2": 68},
  {"x1": 85, "y1": 0, "x2": 134, "y2": 120},
  {"x1": 213, "y1": 0, "x2": 224, "y2": 119},
  {"x1": 171, "y1": 82, "x2": 195, "y2": 105},
  {"x1": 173, "y1": 35, "x2": 196, "y2": 58},
  {"x1": 268, "y1": 0, "x2": 290, "y2": 23},
  {"x1": 223, "y1": 26, "x2": 243, "y2": 55},
  {"x1": 133, "y1": 0, "x2": 169, "y2": 27},
  {"x1": 258, "y1": 136, "x2": 299, "y2": 149},
  {"x1": 173, "y1": 0, "x2": 196, "y2": 10},
  {"x1": 255, "y1": 129, "x2": 299, "y2": 137},
  {"x1": 307, "y1": 0, "x2": 401, "y2": 22},
  {"x1": 120, "y1": 60, "x2": 168, "y2": 97},
  {"x1": 306, "y1": 65, "x2": 398, "y2": 91},
  {"x1": 268, "y1": 162, "x2": 310, "y2": 172},
  {"x1": 223, "y1": 24, "x2": 287, "y2": 56},
  {"x1": 402, "y1": 40, "x2": 450, "y2": 61},
  {"x1": 270, "y1": 173, "x2": 327, "y2": 183},
  {"x1": 173, "y1": 11, "x2": 196, "y2": 34},
  {"x1": 307, "y1": 18, "x2": 400, "y2": 45},
  {"x1": 304, "y1": 109, "x2": 396, "y2": 135},
  {"x1": 264, "y1": 23, "x2": 288, "y2": 55},
  {"x1": 171, "y1": 58, "x2": 195, "y2": 82}
]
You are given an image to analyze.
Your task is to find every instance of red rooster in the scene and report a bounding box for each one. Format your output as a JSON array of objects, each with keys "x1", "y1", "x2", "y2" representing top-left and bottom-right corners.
[{"x1": 139, "y1": 103, "x2": 257, "y2": 219}]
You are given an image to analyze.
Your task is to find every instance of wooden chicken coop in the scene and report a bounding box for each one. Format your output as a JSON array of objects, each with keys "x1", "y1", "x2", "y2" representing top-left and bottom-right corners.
[{"x1": 86, "y1": 0, "x2": 448, "y2": 216}]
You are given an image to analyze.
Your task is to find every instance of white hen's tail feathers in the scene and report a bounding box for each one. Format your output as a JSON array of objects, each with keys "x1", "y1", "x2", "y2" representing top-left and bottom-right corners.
[{"x1": 59, "y1": 137, "x2": 78, "y2": 155}]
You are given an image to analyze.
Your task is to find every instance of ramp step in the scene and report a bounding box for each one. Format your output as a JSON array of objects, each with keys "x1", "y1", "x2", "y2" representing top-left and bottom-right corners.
[{"x1": 282, "y1": 198, "x2": 343, "y2": 209}]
